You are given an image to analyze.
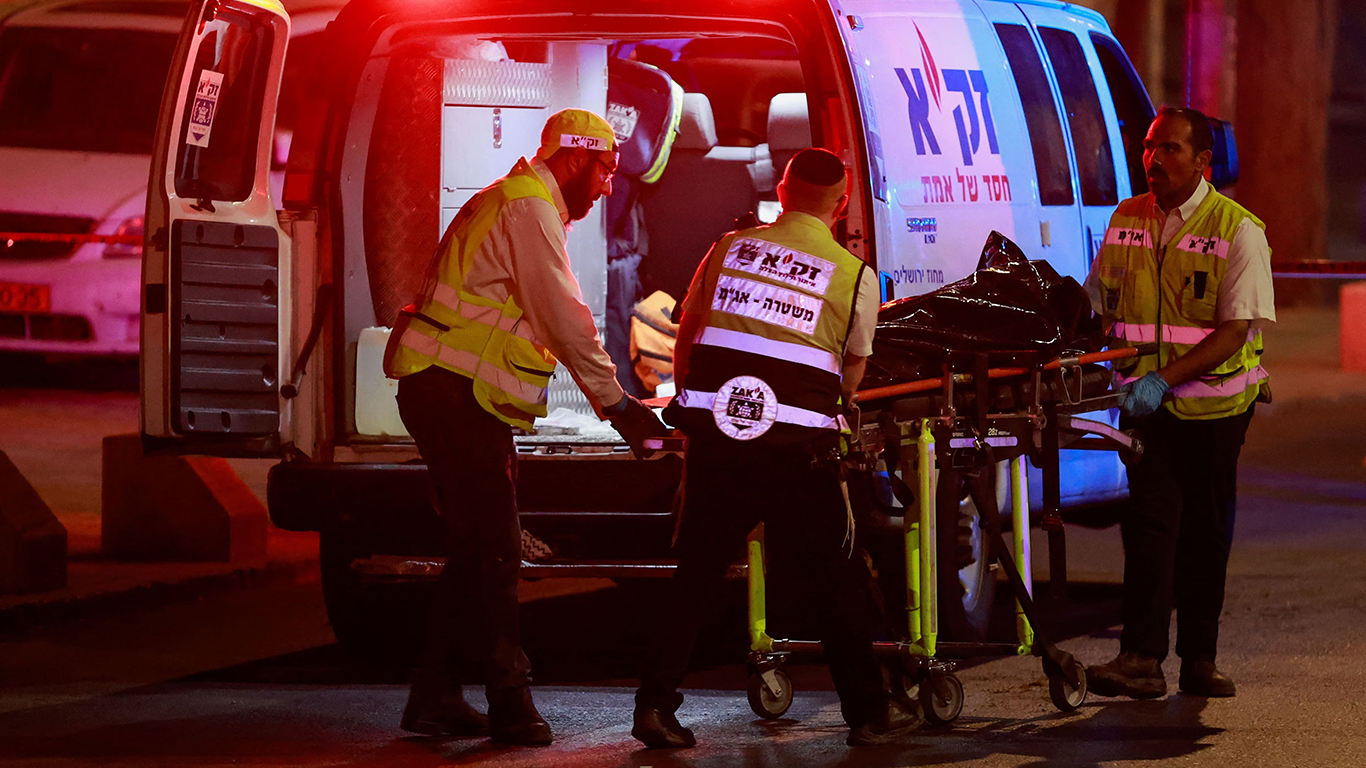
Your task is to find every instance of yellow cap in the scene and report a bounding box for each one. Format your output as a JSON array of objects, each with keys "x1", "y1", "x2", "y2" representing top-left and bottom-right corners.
[{"x1": 536, "y1": 108, "x2": 617, "y2": 160}]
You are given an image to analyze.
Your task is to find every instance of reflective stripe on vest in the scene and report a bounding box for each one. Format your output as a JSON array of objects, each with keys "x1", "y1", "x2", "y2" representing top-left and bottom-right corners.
[
  {"x1": 383, "y1": 158, "x2": 559, "y2": 430},
  {"x1": 432, "y1": 283, "x2": 542, "y2": 345},
  {"x1": 1116, "y1": 365, "x2": 1268, "y2": 399},
  {"x1": 1171, "y1": 366, "x2": 1268, "y2": 399},
  {"x1": 1093, "y1": 187, "x2": 1268, "y2": 420},
  {"x1": 693, "y1": 326, "x2": 842, "y2": 375},
  {"x1": 1112, "y1": 322, "x2": 1261, "y2": 346},
  {"x1": 398, "y1": 328, "x2": 547, "y2": 404},
  {"x1": 675, "y1": 389, "x2": 847, "y2": 431}
]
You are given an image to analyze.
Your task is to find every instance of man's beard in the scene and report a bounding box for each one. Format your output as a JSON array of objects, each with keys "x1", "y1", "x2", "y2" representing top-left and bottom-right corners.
[{"x1": 562, "y1": 167, "x2": 597, "y2": 222}]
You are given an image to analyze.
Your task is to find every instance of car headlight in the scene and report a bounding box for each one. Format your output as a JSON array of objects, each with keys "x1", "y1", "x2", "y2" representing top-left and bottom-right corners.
[{"x1": 102, "y1": 215, "x2": 144, "y2": 259}]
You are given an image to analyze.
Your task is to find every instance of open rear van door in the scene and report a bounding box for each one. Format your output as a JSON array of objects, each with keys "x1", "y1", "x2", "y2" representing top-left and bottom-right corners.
[{"x1": 141, "y1": 0, "x2": 293, "y2": 456}]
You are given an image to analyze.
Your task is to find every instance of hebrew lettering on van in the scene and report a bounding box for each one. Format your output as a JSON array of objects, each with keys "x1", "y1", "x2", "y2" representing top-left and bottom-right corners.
[
  {"x1": 957, "y1": 169, "x2": 980, "y2": 202},
  {"x1": 943, "y1": 70, "x2": 975, "y2": 165},
  {"x1": 969, "y1": 71, "x2": 999, "y2": 154},
  {"x1": 942, "y1": 69, "x2": 1002, "y2": 167},
  {"x1": 895, "y1": 68, "x2": 941, "y2": 157},
  {"x1": 982, "y1": 174, "x2": 1012, "y2": 202},
  {"x1": 887, "y1": 266, "x2": 946, "y2": 286},
  {"x1": 925, "y1": 171, "x2": 1011, "y2": 204},
  {"x1": 898, "y1": 66, "x2": 1001, "y2": 166},
  {"x1": 921, "y1": 175, "x2": 957, "y2": 204}
]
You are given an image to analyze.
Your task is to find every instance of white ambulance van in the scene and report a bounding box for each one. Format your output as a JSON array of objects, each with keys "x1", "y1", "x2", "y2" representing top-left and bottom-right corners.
[{"x1": 141, "y1": 0, "x2": 1190, "y2": 650}]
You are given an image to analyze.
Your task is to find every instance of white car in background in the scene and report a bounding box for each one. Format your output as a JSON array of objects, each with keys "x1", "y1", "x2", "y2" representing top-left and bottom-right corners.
[{"x1": 0, "y1": 0, "x2": 336, "y2": 356}]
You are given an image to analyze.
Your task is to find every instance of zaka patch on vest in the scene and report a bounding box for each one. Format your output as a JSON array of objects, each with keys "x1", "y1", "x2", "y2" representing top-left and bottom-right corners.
[
  {"x1": 722, "y1": 238, "x2": 835, "y2": 295},
  {"x1": 712, "y1": 375, "x2": 778, "y2": 440},
  {"x1": 712, "y1": 275, "x2": 823, "y2": 335},
  {"x1": 1104, "y1": 227, "x2": 1153, "y2": 248}
]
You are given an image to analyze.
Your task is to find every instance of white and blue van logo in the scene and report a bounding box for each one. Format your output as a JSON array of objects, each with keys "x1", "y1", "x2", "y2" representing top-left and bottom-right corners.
[{"x1": 893, "y1": 24, "x2": 1011, "y2": 205}]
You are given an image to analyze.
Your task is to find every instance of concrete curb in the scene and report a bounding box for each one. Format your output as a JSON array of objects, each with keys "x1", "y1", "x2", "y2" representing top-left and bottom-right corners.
[
  {"x1": 0, "y1": 553, "x2": 319, "y2": 633},
  {"x1": 0, "y1": 450, "x2": 67, "y2": 594}
]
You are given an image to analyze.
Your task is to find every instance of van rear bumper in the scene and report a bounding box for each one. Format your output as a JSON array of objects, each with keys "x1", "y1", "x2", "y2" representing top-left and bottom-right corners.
[{"x1": 266, "y1": 455, "x2": 683, "y2": 559}]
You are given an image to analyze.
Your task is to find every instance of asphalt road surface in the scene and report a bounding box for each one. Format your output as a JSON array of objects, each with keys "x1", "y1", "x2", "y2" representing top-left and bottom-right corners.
[{"x1": 2, "y1": 316, "x2": 1365, "y2": 767}]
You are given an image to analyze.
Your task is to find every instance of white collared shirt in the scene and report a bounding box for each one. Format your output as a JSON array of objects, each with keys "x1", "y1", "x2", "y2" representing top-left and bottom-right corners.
[
  {"x1": 1086, "y1": 179, "x2": 1276, "y2": 324},
  {"x1": 459, "y1": 157, "x2": 623, "y2": 410}
]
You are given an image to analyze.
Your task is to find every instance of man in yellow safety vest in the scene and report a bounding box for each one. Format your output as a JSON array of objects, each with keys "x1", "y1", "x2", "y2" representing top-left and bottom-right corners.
[
  {"x1": 383, "y1": 109, "x2": 665, "y2": 745},
  {"x1": 632, "y1": 148, "x2": 918, "y2": 749},
  {"x1": 1084, "y1": 106, "x2": 1274, "y2": 700}
]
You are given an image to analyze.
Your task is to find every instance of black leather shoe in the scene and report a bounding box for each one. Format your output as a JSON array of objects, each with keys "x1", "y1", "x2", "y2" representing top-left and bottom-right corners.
[
  {"x1": 632, "y1": 705, "x2": 696, "y2": 749},
  {"x1": 847, "y1": 700, "x2": 921, "y2": 747},
  {"x1": 401, "y1": 696, "x2": 488, "y2": 737},
  {"x1": 1179, "y1": 660, "x2": 1236, "y2": 697},
  {"x1": 1087, "y1": 652, "x2": 1167, "y2": 699},
  {"x1": 401, "y1": 688, "x2": 489, "y2": 737},
  {"x1": 487, "y1": 688, "x2": 553, "y2": 746}
]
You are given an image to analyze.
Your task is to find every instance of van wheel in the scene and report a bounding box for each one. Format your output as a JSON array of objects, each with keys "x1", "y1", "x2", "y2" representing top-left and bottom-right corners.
[
  {"x1": 937, "y1": 463, "x2": 1008, "y2": 642},
  {"x1": 319, "y1": 528, "x2": 430, "y2": 667}
]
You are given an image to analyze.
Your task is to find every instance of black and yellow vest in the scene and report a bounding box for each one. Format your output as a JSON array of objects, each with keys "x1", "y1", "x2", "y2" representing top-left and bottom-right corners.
[
  {"x1": 1092, "y1": 187, "x2": 1268, "y2": 420},
  {"x1": 383, "y1": 158, "x2": 558, "y2": 430},
  {"x1": 671, "y1": 212, "x2": 867, "y2": 446}
]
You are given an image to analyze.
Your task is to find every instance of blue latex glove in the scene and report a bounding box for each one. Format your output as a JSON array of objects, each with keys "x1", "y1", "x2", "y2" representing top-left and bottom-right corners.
[{"x1": 1119, "y1": 371, "x2": 1169, "y2": 417}]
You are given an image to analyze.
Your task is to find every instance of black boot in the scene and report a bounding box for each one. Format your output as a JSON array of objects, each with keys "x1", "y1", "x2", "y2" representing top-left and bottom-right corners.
[
  {"x1": 1087, "y1": 652, "x2": 1167, "y2": 699},
  {"x1": 632, "y1": 705, "x2": 696, "y2": 749},
  {"x1": 401, "y1": 683, "x2": 488, "y2": 737},
  {"x1": 487, "y1": 687, "x2": 553, "y2": 746},
  {"x1": 1179, "y1": 659, "x2": 1236, "y2": 697},
  {"x1": 847, "y1": 699, "x2": 921, "y2": 747}
]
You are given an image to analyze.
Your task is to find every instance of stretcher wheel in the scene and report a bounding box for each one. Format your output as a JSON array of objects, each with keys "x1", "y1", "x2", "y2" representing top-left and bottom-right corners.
[
  {"x1": 920, "y1": 673, "x2": 964, "y2": 725},
  {"x1": 1048, "y1": 659, "x2": 1088, "y2": 712},
  {"x1": 747, "y1": 669, "x2": 794, "y2": 719}
]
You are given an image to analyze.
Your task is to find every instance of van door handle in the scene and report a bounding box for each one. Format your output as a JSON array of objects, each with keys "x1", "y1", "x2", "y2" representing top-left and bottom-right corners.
[
  {"x1": 1040, "y1": 220, "x2": 1052, "y2": 247},
  {"x1": 281, "y1": 283, "x2": 333, "y2": 399}
]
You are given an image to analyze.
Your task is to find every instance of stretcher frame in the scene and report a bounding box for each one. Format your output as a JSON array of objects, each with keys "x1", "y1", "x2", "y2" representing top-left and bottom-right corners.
[
  {"x1": 344, "y1": 342, "x2": 1149, "y2": 723},
  {"x1": 741, "y1": 344, "x2": 1153, "y2": 722}
]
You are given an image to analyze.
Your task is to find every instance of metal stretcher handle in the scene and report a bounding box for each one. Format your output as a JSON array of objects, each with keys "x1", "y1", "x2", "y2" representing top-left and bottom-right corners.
[
  {"x1": 639, "y1": 343, "x2": 1159, "y2": 409},
  {"x1": 851, "y1": 343, "x2": 1159, "y2": 405}
]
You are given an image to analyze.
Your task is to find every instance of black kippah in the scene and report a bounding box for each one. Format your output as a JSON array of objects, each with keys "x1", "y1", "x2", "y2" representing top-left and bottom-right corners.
[{"x1": 787, "y1": 148, "x2": 845, "y2": 186}]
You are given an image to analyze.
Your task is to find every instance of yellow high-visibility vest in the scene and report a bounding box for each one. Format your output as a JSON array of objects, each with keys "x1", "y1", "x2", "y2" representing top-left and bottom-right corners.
[
  {"x1": 672, "y1": 212, "x2": 867, "y2": 445},
  {"x1": 1092, "y1": 188, "x2": 1268, "y2": 420},
  {"x1": 383, "y1": 158, "x2": 558, "y2": 430}
]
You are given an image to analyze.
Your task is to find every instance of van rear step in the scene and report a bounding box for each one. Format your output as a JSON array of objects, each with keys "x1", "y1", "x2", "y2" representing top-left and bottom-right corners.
[{"x1": 351, "y1": 555, "x2": 748, "y2": 582}]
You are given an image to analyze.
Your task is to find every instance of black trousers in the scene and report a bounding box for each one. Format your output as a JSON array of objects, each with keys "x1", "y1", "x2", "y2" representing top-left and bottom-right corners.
[
  {"x1": 637, "y1": 439, "x2": 888, "y2": 728},
  {"x1": 396, "y1": 366, "x2": 531, "y2": 694},
  {"x1": 1119, "y1": 404, "x2": 1254, "y2": 664}
]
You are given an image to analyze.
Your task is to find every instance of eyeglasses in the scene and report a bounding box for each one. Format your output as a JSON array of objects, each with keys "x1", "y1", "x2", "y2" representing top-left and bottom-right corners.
[{"x1": 592, "y1": 154, "x2": 618, "y2": 182}]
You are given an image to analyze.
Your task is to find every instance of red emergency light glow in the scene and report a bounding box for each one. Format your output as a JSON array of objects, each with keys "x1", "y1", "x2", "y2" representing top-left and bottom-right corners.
[{"x1": 0, "y1": 232, "x2": 142, "y2": 245}]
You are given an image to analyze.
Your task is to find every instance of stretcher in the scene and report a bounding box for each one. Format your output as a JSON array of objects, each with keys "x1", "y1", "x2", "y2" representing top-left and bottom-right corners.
[{"x1": 739, "y1": 343, "x2": 1155, "y2": 722}]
